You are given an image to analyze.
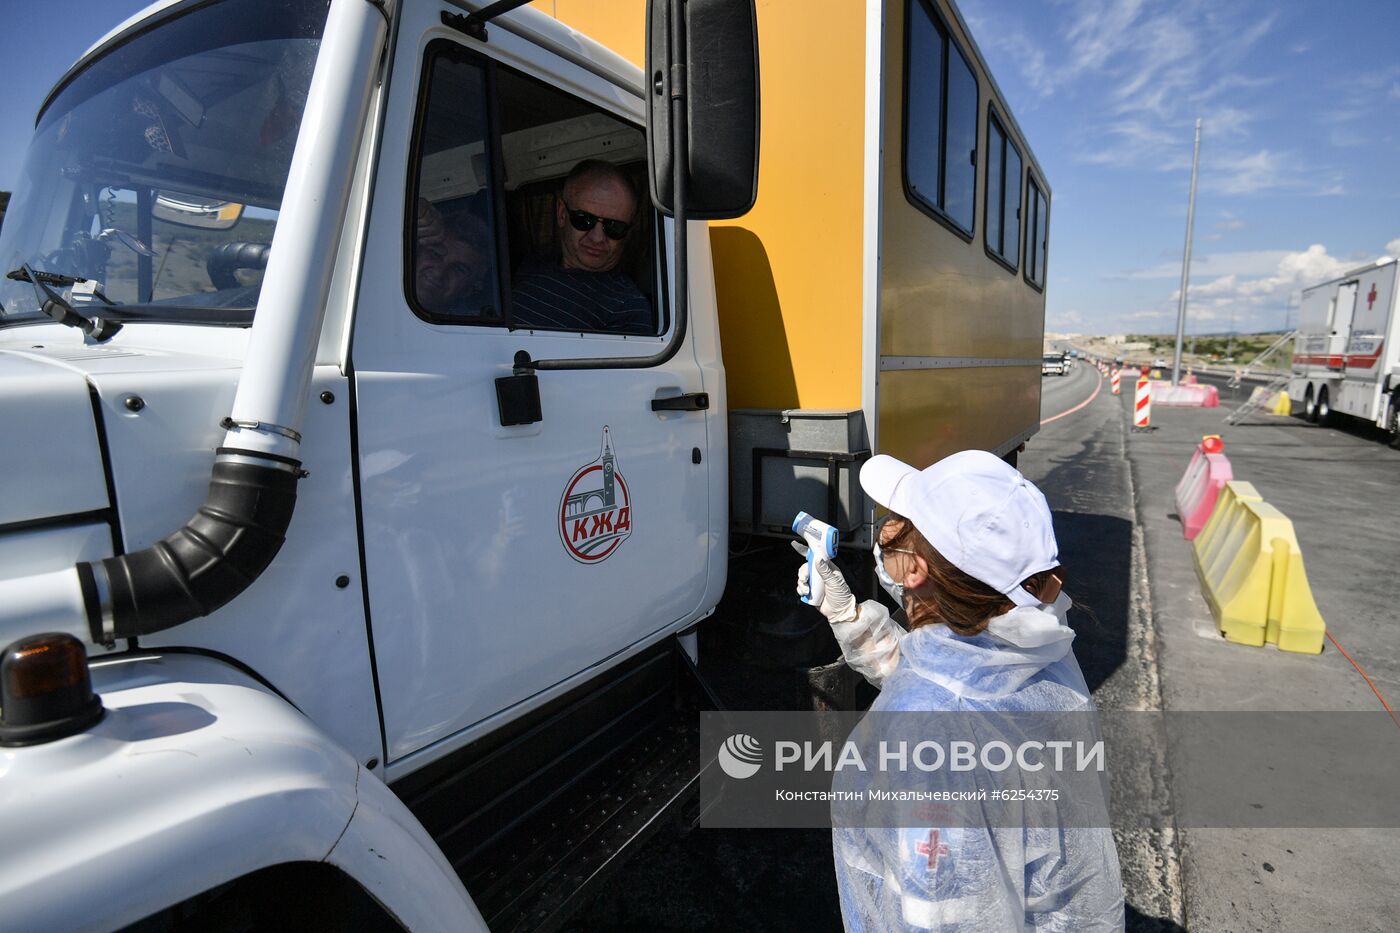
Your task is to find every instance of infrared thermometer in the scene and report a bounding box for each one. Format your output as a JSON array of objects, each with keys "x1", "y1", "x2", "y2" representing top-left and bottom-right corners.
[{"x1": 793, "y1": 511, "x2": 840, "y2": 606}]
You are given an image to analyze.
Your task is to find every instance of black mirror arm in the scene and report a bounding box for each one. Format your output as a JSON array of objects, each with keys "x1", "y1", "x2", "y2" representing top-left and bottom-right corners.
[{"x1": 442, "y1": 0, "x2": 536, "y2": 42}]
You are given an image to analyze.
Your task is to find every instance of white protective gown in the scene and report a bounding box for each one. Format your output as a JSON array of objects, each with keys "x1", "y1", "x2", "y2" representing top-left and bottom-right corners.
[{"x1": 829, "y1": 599, "x2": 1125, "y2": 931}]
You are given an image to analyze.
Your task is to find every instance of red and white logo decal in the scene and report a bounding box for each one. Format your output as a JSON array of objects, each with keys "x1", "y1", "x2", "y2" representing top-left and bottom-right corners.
[
  {"x1": 559, "y1": 426, "x2": 632, "y2": 563},
  {"x1": 916, "y1": 829, "x2": 951, "y2": 874}
]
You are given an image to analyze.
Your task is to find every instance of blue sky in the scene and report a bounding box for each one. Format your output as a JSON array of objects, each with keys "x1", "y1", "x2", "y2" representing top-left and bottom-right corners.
[
  {"x1": 962, "y1": 0, "x2": 1400, "y2": 335},
  {"x1": 3, "y1": 1, "x2": 1398, "y2": 336}
]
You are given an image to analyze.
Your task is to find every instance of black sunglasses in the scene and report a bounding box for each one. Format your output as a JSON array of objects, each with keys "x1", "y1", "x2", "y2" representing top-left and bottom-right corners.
[{"x1": 564, "y1": 203, "x2": 631, "y2": 241}]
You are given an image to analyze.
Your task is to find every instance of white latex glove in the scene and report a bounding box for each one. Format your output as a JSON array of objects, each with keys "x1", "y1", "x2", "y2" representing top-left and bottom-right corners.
[{"x1": 793, "y1": 540, "x2": 858, "y2": 623}]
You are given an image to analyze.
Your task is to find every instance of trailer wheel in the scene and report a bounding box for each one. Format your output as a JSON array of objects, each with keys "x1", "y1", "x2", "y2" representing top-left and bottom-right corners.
[
  {"x1": 1316, "y1": 386, "x2": 1332, "y2": 426},
  {"x1": 1303, "y1": 385, "x2": 1317, "y2": 422},
  {"x1": 1387, "y1": 392, "x2": 1400, "y2": 449}
]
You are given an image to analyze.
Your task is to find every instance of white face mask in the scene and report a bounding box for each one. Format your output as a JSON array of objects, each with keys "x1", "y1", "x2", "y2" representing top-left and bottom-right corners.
[
  {"x1": 872, "y1": 538, "x2": 905, "y2": 604},
  {"x1": 1046, "y1": 589, "x2": 1072, "y2": 626}
]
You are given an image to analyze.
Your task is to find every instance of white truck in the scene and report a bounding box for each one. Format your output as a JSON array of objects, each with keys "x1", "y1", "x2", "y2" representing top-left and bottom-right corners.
[
  {"x1": 0, "y1": 0, "x2": 1050, "y2": 928},
  {"x1": 1289, "y1": 256, "x2": 1400, "y2": 446}
]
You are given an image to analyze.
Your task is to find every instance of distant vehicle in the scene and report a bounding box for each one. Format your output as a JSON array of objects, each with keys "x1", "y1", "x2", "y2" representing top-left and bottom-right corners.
[
  {"x1": 1289, "y1": 257, "x2": 1400, "y2": 446},
  {"x1": 1152, "y1": 357, "x2": 1169, "y2": 369},
  {"x1": 1042, "y1": 352, "x2": 1068, "y2": 376}
]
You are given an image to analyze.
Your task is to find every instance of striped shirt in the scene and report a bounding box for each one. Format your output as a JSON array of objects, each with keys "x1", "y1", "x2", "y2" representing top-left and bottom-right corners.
[{"x1": 510, "y1": 255, "x2": 653, "y2": 335}]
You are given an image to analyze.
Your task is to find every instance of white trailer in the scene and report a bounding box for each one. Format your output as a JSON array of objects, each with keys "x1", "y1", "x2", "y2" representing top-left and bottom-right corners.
[{"x1": 1289, "y1": 257, "x2": 1400, "y2": 445}]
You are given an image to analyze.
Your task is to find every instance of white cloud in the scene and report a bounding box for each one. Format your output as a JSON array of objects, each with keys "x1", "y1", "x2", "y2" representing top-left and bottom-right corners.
[
  {"x1": 1201, "y1": 149, "x2": 1343, "y2": 197},
  {"x1": 1205, "y1": 213, "x2": 1247, "y2": 241},
  {"x1": 1051, "y1": 309, "x2": 1086, "y2": 328},
  {"x1": 1320, "y1": 65, "x2": 1400, "y2": 149},
  {"x1": 1043, "y1": 1, "x2": 1345, "y2": 195},
  {"x1": 1078, "y1": 118, "x2": 1190, "y2": 171},
  {"x1": 1163, "y1": 244, "x2": 1353, "y2": 331},
  {"x1": 1116, "y1": 249, "x2": 1291, "y2": 280},
  {"x1": 1109, "y1": 242, "x2": 1396, "y2": 334}
]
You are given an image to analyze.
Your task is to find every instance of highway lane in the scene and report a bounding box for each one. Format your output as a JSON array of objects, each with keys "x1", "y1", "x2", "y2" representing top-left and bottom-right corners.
[
  {"x1": 1029, "y1": 358, "x2": 1400, "y2": 929},
  {"x1": 1021, "y1": 362, "x2": 1185, "y2": 928},
  {"x1": 1115, "y1": 367, "x2": 1400, "y2": 931},
  {"x1": 1039, "y1": 361, "x2": 1102, "y2": 425},
  {"x1": 570, "y1": 362, "x2": 1184, "y2": 933}
]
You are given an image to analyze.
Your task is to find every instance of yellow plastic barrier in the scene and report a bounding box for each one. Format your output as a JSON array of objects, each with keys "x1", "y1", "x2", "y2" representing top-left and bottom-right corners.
[
  {"x1": 1245, "y1": 386, "x2": 1293, "y2": 416},
  {"x1": 1193, "y1": 481, "x2": 1262, "y2": 561},
  {"x1": 1191, "y1": 482, "x2": 1325, "y2": 654}
]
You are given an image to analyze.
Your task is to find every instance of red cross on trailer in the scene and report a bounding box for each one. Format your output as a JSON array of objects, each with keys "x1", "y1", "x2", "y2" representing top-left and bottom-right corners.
[
  {"x1": 1368, "y1": 283, "x2": 1378, "y2": 309},
  {"x1": 916, "y1": 829, "x2": 951, "y2": 874}
]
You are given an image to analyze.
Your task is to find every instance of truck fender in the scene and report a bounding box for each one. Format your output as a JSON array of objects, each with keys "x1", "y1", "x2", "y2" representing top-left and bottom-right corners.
[{"x1": 0, "y1": 652, "x2": 482, "y2": 933}]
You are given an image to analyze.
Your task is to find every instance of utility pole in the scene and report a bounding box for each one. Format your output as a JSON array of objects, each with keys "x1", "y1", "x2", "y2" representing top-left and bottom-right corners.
[
  {"x1": 1227, "y1": 305, "x2": 1235, "y2": 363},
  {"x1": 1172, "y1": 119, "x2": 1202, "y2": 386}
]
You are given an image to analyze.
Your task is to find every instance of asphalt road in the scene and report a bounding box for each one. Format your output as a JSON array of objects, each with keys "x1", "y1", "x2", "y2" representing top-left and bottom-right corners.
[
  {"x1": 568, "y1": 360, "x2": 1400, "y2": 931},
  {"x1": 1116, "y1": 364, "x2": 1400, "y2": 931},
  {"x1": 569, "y1": 362, "x2": 1184, "y2": 932}
]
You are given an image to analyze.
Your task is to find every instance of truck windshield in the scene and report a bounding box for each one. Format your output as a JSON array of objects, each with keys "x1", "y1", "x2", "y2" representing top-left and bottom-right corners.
[{"x1": 0, "y1": 0, "x2": 329, "y2": 328}]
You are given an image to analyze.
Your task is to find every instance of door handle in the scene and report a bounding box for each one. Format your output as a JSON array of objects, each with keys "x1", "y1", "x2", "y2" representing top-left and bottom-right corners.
[{"x1": 651, "y1": 392, "x2": 709, "y2": 412}]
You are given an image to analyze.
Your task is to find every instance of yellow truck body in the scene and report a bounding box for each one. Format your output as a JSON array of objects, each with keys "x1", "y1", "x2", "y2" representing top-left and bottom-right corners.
[{"x1": 537, "y1": 0, "x2": 1051, "y2": 536}]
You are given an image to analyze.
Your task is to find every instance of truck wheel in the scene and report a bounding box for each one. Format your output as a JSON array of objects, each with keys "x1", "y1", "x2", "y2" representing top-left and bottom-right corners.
[
  {"x1": 1387, "y1": 392, "x2": 1400, "y2": 449},
  {"x1": 1303, "y1": 385, "x2": 1317, "y2": 422},
  {"x1": 1316, "y1": 386, "x2": 1332, "y2": 426}
]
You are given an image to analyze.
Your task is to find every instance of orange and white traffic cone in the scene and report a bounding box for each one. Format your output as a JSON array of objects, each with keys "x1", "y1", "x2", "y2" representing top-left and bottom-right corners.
[
  {"x1": 1134, "y1": 376, "x2": 1152, "y2": 430},
  {"x1": 1111, "y1": 369, "x2": 1121, "y2": 395}
]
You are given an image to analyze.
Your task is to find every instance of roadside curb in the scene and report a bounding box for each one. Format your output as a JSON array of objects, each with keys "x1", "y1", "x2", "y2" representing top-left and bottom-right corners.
[{"x1": 1115, "y1": 389, "x2": 1187, "y2": 929}]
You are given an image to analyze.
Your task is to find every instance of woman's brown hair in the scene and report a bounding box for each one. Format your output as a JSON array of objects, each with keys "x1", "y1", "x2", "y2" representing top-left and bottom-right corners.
[{"x1": 883, "y1": 514, "x2": 1061, "y2": 637}]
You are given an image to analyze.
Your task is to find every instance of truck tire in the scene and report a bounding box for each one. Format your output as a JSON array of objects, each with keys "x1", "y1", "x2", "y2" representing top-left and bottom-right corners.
[
  {"x1": 119, "y1": 862, "x2": 399, "y2": 932},
  {"x1": 1303, "y1": 385, "x2": 1317, "y2": 422},
  {"x1": 1316, "y1": 386, "x2": 1332, "y2": 426},
  {"x1": 1387, "y1": 392, "x2": 1400, "y2": 449}
]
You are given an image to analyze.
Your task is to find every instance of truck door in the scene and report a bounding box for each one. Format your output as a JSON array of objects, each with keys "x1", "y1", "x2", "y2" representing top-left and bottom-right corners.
[
  {"x1": 350, "y1": 18, "x2": 711, "y2": 763},
  {"x1": 1328, "y1": 281, "x2": 1359, "y2": 367}
]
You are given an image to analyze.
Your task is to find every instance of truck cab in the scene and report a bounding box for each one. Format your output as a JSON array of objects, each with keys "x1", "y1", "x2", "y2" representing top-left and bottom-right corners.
[
  {"x1": 0, "y1": 1, "x2": 754, "y2": 928},
  {"x1": 0, "y1": 0, "x2": 1052, "y2": 927}
]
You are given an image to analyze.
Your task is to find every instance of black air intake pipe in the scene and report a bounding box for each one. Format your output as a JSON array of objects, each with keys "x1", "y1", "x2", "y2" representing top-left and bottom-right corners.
[{"x1": 76, "y1": 457, "x2": 299, "y2": 641}]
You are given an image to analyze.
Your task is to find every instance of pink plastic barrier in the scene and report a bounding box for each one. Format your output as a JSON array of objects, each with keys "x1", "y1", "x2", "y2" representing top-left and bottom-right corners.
[
  {"x1": 1150, "y1": 381, "x2": 1220, "y2": 408},
  {"x1": 1174, "y1": 447, "x2": 1233, "y2": 539}
]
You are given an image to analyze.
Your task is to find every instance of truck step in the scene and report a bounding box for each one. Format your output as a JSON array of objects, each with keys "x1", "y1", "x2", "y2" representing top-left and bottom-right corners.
[{"x1": 392, "y1": 639, "x2": 719, "y2": 932}]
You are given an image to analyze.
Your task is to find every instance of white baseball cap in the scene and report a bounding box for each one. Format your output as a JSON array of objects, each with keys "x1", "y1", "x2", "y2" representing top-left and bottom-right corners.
[{"x1": 860, "y1": 450, "x2": 1059, "y2": 608}]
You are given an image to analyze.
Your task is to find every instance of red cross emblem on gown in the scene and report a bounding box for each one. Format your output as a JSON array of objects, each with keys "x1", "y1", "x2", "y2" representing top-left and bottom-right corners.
[{"x1": 916, "y1": 829, "x2": 950, "y2": 874}]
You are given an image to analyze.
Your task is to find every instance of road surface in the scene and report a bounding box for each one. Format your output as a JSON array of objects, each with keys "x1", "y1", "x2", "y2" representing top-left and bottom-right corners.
[{"x1": 568, "y1": 360, "x2": 1400, "y2": 931}]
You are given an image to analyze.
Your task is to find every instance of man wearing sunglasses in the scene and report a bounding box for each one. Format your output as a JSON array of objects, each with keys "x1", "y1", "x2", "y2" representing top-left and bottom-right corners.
[{"x1": 511, "y1": 159, "x2": 653, "y2": 335}]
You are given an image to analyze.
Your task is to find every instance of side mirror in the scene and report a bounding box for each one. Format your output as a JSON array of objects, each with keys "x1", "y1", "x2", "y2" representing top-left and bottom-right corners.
[
  {"x1": 646, "y1": 0, "x2": 759, "y2": 220},
  {"x1": 152, "y1": 192, "x2": 244, "y2": 230}
]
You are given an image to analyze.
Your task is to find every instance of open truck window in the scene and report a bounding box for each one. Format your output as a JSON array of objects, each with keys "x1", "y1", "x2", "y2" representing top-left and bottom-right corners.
[
  {"x1": 406, "y1": 40, "x2": 659, "y2": 335},
  {"x1": 903, "y1": 0, "x2": 978, "y2": 237}
]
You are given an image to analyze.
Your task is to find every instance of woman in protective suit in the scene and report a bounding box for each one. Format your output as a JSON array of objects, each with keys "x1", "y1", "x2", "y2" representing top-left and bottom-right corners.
[{"x1": 796, "y1": 450, "x2": 1125, "y2": 931}]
